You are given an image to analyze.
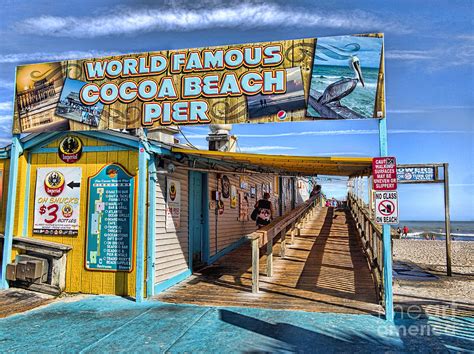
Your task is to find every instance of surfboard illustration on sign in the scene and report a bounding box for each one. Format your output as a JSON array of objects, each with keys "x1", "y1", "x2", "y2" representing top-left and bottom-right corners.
[{"x1": 307, "y1": 35, "x2": 383, "y2": 119}]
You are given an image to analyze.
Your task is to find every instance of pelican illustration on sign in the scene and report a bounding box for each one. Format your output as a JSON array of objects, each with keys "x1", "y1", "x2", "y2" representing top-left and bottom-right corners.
[{"x1": 307, "y1": 35, "x2": 383, "y2": 119}]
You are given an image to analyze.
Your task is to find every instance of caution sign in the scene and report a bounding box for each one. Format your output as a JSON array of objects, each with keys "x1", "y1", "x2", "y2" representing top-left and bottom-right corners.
[
  {"x1": 372, "y1": 157, "x2": 397, "y2": 190},
  {"x1": 375, "y1": 191, "x2": 398, "y2": 224}
]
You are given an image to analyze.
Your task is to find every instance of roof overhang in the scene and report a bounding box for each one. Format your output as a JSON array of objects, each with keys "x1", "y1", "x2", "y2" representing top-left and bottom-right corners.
[{"x1": 172, "y1": 148, "x2": 372, "y2": 177}]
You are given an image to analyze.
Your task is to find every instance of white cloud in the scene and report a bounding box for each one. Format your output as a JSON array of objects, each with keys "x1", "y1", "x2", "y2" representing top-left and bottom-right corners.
[
  {"x1": 0, "y1": 79, "x2": 14, "y2": 90},
  {"x1": 185, "y1": 129, "x2": 469, "y2": 139},
  {"x1": 0, "y1": 50, "x2": 123, "y2": 64},
  {"x1": 310, "y1": 152, "x2": 368, "y2": 156},
  {"x1": 15, "y1": 3, "x2": 409, "y2": 38},
  {"x1": 0, "y1": 115, "x2": 9, "y2": 120},
  {"x1": 385, "y1": 50, "x2": 433, "y2": 61},
  {"x1": 239, "y1": 145, "x2": 297, "y2": 153},
  {"x1": 387, "y1": 106, "x2": 474, "y2": 114},
  {"x1": 386, "y1": 44, "x2": 474, "y2": 68},
  {"x1": 0, "y1": 102, "x2": 12, "y2": 111},
  {"x1": 0, "y1": 137, "x2": 12, "y2": 147},
  {"x1": 387, "y1": 109, "x2": 428, "y2": 114},
  {"x1": 0, "y1": 116, "x2": 12, "y2": 134}
]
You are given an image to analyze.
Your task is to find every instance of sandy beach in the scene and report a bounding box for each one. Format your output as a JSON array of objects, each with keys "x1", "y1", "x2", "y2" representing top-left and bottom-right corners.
[
  {"x1": 393, "y1": 239, "x2": 474, "y2": 315},
  {"x1": 393, "y1": 239, "x2": 474, "y2": 275}
]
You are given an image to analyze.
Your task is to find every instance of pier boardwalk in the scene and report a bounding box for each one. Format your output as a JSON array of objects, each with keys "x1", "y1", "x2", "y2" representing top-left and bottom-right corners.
[{"x1": 156, "y1": 207, "x2": 383, "y2": 315}]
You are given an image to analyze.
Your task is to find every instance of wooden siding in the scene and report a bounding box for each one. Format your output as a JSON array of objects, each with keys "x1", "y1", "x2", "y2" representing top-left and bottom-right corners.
[
  {"x1": 154, "y1": 168, "x2": 189, "y2": 284},
  {"x1": 208, "y1": 173, "x2": 280, "y2": 256},
  {"x1": 280, "y1": 177, "x2": 295, "y2": 216}
]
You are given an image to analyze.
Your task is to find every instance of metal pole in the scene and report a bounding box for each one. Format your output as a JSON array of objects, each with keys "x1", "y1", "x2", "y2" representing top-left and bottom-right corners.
[
  {"x1": 379, "y1": 117, "x2": 394, "y2": 322},
  {"x1": 136, "y1": 138, "x2": 149, "y2": 302},
  {"x1": 443, "y1": 163, "x2": 452, "y2": 276},
  {"x1": 1, "y1": 135, "x2": 21, "y2": 289}
]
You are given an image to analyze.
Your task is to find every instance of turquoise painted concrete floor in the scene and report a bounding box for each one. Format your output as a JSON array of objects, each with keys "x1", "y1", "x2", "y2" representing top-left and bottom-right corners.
[{"x1": 0, "y1": 296, "x2": 472, "y2": 353}]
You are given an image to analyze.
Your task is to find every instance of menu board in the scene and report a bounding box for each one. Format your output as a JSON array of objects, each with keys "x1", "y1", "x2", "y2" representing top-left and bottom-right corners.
[{"x1": 85, "y1": 164, "x2": 135, "y2": 271}]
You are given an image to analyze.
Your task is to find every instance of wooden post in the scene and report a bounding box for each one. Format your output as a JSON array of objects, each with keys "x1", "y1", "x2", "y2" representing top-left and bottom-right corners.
[
  {"x1": 266, "y1": 235, "x2": 273, "y2": 277},
  {"x1": 280, "y1": 230, "x2": 286, "y2": 258},
  {"x1": 251, "y1": 237, "x2": 259, "y2": 293},
  {"x1": 1, "y1": 135, "x2": 21, "y2": 289},
  {"x1": 291, "y1": 222, "x2": 295, "y2": 244},
  {"x1": 443, "y1": 163, "x2": 452, "y2": 276}
]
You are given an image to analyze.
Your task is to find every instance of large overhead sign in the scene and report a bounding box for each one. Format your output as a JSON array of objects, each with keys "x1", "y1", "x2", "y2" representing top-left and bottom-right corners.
[{"x1": 13, "y1": 34, "x2": 384, "y2": 133}]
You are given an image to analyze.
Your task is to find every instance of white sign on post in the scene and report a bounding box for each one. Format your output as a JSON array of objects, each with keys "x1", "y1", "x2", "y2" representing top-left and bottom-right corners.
[
  {"x1": 166, "y1": 178, "x2": 181, "y2": 230},
  {"x1": 375, "y1": 191, "x2": 399, "y2": 224},
  {"x1": 33, "y1": 167, "x2": 82, "y2": 235}
]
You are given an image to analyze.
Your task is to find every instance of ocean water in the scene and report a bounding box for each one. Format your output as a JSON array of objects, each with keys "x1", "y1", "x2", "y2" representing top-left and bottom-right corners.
[
  {"x1": 308, "y1": 65, "x2": 379, "y2": 118},
  {"x1": 395, "y1": 221, "x2": 474, "y2": 241}
]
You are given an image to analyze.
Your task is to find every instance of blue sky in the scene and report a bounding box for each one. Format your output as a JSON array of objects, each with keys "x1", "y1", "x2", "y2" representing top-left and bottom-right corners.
[{"x1": 0, "y1": 0, "x2": 472, "y2": 221}]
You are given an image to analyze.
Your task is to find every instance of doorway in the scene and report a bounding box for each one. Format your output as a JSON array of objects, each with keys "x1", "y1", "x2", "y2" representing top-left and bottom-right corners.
[{"x1": 188, "y1": 171, "x2": 209, "y2": 270}]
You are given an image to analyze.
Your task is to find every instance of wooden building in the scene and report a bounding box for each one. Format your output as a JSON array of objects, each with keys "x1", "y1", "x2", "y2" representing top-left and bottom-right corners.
[{"x1": 1, "y1": 131, "x2": 356, "y2": 300}]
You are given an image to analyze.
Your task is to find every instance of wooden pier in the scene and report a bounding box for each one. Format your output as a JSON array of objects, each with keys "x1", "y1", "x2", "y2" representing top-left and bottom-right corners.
[{"x1": 156, "y1": 207, "x2": 383, "y2": 315}]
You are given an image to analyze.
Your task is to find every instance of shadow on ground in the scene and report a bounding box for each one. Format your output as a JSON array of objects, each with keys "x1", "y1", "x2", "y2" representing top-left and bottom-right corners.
[{"x1": 0, "y1": 295, "x2": 472, "y2": 353}]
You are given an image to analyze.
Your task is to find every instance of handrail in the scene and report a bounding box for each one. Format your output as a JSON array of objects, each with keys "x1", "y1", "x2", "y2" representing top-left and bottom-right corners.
[
  {"x1": 347, "y1": 193, "x2": 384, "y2": 302},
  {"x1": 245, "y1": 195, "x2": 321, "y2": 293}
]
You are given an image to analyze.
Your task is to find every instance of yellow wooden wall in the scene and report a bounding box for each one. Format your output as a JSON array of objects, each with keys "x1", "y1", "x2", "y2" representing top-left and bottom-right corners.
[
  {"x1": 0, "y1": 155, "x2": 28, "y2": 236},
  {"x1": 20, "y1": 136, "x2": 140, "y2": 296},
  {"x1": 0, "y1": 158, "x2": 9, "y2": 233}
]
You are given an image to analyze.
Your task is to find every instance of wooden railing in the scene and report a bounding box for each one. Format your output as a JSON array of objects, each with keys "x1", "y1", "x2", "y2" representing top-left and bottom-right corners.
[
  {"x1": 347, "y1": 193, "x2": 384, "y2": 301},
  {"x1": 245, "y1": 196, "x2": 321, "y2": 293}
]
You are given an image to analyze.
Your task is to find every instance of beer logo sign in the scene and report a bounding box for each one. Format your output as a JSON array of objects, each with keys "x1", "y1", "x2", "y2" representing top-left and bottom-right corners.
[
  {"x1": 44, "y1": 171, "x2": 65, "y2": 196},
  {"x1": 169, "y1": 182, "x2": 177, "y2": 201},
  {"x1": 58, "y1": 136, "x2": 83, "y2": 163},
  {"x1": 106, "y1": 166, "x2": 118, "y2": 178},
  {"x1": 62, "y1": 204, "x2": 73, "y2": 218}
]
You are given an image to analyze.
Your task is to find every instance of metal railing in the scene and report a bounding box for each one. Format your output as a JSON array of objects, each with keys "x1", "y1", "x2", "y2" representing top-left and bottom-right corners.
[
  {"x1": 245, "y1": 196, "x2": 321, "y2": 293},
  {"x1": 347, "y1": 193, "x2": 384, "y2": 302}
]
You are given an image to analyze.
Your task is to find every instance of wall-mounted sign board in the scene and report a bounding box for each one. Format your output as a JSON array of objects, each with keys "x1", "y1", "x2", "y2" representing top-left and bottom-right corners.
[
  {"x1": 85, "y1": 164, "x2": 135, "y2": 271},
  {"x1": 33, "y1": 167, "x2": 82, "y2": 235},
  {"x1": 166, "y1": 178, "x2": 181, "y2": 231},
  {"x1": 397, "y1": 166, "x2": 436, "y2": 183}
]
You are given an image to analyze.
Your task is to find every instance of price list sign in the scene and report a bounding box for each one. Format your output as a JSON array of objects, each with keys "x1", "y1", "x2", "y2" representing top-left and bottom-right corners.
[{"x1": 86, "y1": 164, "x2": 135, "y2": 271}]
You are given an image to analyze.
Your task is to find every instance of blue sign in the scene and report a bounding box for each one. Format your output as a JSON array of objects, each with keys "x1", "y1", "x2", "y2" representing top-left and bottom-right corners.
[
  {"x1": 397, "y1": 167, "x2": 435, "y2": 182},
  {"x1": 85, "y1": 164, "x2": 135, "y2": 271}
]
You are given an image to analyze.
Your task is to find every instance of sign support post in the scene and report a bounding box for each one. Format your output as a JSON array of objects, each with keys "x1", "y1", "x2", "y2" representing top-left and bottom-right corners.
[
  {"x1": 1, "y1": 135, "x2": 22, "y2": 289},
  {"x1": 443, "y1": 163, "x2": 452, "y2": 276},
  {"x1": 136, "y1": 137, "x2": 150, "y2": 302},
  {"x1": 378, "y1": 118, "x2": 394, "y2": 322},
  {"x1": 397, "y1": 163, "x2": 452, "y2": 276}
]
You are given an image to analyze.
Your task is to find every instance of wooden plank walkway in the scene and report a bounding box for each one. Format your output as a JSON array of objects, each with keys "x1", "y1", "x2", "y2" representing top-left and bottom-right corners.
[
  {"x1": 0, "y1": 289, "x2": 53, "y2": 318},
  {"x1": 156, "y1": 207, "x2": 383, "y2": 315}
]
